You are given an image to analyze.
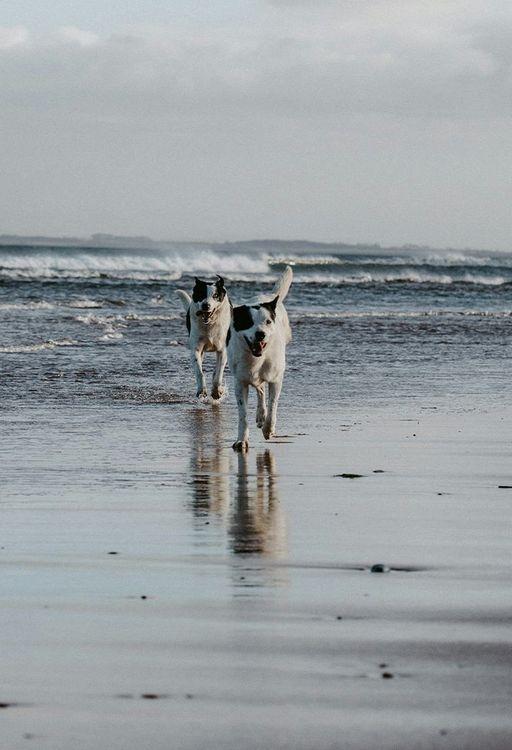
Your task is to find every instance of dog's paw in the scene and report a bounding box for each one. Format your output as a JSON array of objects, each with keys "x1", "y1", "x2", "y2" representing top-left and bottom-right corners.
[
  {"x1": 232, "y1": 440, "x2": 249, "y2": 452},
  {"x1": 256, "y1": 409, "x2": 267, "y2": 428},
  {"x1": 262, "y1": 422, "x2": 275, "y2": 440},
  {"x1": 211, "y1": 384, "x2": 224, "y2": 401},
  {"x1": 196, "y1": 387, "x2": 208, "y2": 399}
]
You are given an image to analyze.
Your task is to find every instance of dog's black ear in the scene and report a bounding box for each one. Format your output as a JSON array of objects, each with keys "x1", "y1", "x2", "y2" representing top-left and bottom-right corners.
[
  {"x1": 261, "y1": 295, "x2": 279, "y2": 319},
  {"x1": 232, "y1": 305, "x2": 254, "y2": 331},
  {"x1": 192, "y1": 277, "x2": 207, "y2": 302},
  {"x1": 215, "y1": 275, "x2": 226, "y2": 300}
]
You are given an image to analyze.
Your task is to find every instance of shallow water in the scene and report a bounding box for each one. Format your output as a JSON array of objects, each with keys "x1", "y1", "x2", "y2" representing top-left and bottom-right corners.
[{"x1": 0, "y1": 243, "x2": 511, "y2": 420}]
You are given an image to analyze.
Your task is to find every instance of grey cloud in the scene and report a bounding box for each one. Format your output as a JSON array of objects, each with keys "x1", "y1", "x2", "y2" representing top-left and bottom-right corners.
[{"x1": 0, "y1": 8, "x2": 511, "y2": 122}]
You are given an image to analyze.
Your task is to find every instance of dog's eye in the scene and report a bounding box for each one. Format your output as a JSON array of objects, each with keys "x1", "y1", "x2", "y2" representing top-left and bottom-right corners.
[{"x1": 266, "y1": 319, "x2": 271, "y2": 325}]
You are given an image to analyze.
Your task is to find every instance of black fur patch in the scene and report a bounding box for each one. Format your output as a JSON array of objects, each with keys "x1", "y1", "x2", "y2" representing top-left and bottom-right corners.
[
  {"x1": 226, "y1": 327, "x2": 231, "y2": 346},
  {"x1": 261, "y1": 295, "x2": 279, "y2": 320},
  {"x1": 232, "y1": 305, "x2": 254, "y2": 331},
  {"x1": 215, "y1": 277, "x2": 226, "y2": 302},
  {"x1": 186, "y1": 308, "x2": 191, "y2": 335},
  {"x1": 192, "y1": 278, "x2": 208, "y2": 303}
]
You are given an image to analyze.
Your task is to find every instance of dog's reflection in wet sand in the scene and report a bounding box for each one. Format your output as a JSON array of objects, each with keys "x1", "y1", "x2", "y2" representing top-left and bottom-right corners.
[
  {"x1": 187, "y1": 409, "x2": 288, "y2": 583},
  {"x1": 188, "y1": 406, "x2": 231, "y2": 523},
  {"x1": 230, "y1": 450, "x2": 287, "y2": 559}
]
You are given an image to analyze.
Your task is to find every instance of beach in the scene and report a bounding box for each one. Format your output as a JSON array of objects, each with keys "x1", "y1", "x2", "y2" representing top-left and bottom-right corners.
[
  {"x1": 1, "y1": 242, "x2": 511, "y2": 748},
  {"x1": 2, "y1": 398, "x2": 512, "y2": 749}
]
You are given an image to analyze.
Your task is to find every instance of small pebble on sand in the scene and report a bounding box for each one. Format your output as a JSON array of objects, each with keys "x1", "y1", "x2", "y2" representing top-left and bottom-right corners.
[{"x1": 370, "y1": 564, "x2": 390, "y2": 573}]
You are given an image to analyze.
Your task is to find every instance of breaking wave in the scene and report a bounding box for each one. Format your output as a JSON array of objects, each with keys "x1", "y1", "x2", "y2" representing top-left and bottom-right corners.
[
  {"x1": 0, "y1": 246, "x2": 269, "y2": 280},
  {"x1": 290, "y1": 309, "x2": 512, "y2": 321},
  {"x1": 0, "y1": 243, "x2": 511, "y2": 285}
]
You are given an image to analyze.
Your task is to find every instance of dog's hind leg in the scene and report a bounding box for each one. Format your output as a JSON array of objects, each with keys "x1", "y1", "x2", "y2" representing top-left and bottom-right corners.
[
  {"x1": 263, "y1": 379, "x2": 282, "y2": 440},
  {"x1": 233, "y1": 381, "x2": 249, "y2": 451},
  {"x1": 211, "y1": 348, "x2": 227, "y2": 400},
  {"x1": 192, "y1": 346, "x2": 207, "y2": 398},
  {"x1": 255, "y1": 385, "x2": 267, "y2": 428}
]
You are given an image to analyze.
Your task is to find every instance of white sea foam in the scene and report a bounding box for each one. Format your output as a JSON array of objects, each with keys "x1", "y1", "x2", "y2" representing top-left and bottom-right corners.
[
  {"x1": 270, "y1": 251, "x2": 512, "y2": 268},
  {"x1": 291, "y1": 309, "x2": 512, "y2": 320},
  {"x1": 67, "y1": 298, "x2": 103, "y2": 308},
  {"x1": 1, "y1": 245, "x2": 511, "y2": 283},
  {"x1": 0, "y1": 300, "x2": 55, "y2": 310},
  {"x1": 0, "y1": 247, "x2": 269, "y2": 280},
  {"x1": 0, "y1": 338, "x2": 78, "y2": 353},
  {"x1": 292, "y1": 271, "x2": 510, "y2": 285},
  {"x1": 99, "y1": 332, "x2": 124, "y2": 341}
]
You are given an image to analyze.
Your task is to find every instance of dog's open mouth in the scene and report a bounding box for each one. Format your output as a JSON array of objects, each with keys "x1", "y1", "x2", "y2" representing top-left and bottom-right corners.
[
  {"x1": 245, "y1": 336, "x2": 266, "y2": 357},
  {"x1": 196, "y1": 310, "x2": 212, "y2": 322}
]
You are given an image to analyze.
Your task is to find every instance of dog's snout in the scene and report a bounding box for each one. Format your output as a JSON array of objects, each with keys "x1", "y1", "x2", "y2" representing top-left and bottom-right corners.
[
  {"x1": 255, "y1": 330, "x2": 265, "y2": 342},
  {"x1": 202, "y1": 302, "x2": 210, "y2": 311}
]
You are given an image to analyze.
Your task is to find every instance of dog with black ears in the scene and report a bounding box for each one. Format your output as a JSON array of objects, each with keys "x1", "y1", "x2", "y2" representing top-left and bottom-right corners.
[
  {"x1": 176, "y1": 276, "x2": 231, "y2": 400},
  {"x1": 227, "y1": 266, "x2": 293, "y2": 451}
]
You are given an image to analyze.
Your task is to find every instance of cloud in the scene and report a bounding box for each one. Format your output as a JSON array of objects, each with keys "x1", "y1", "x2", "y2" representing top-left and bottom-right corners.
[
  {"x1": 0, "y1": 4, "x2": 511, "y2": 122},
  {"x1": 57, "y1": 26, "x2": 100, "y2": 47},
  {"x1": 0, "y1": 25, "x2": 29, "y2": 49}
]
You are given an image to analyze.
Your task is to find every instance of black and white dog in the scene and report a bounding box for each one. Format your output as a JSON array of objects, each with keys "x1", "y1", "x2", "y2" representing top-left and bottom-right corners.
[
  {"x1": 227, "y1": 266, "x2": 293, "y2": 451},
  {"x1": 176, "y1": 276, "x2": 231, "y2": 400}
]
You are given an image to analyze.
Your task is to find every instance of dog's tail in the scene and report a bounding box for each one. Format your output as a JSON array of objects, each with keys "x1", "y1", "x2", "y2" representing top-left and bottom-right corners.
[
  {"x1": 175, "y1": 290, "x2": 192, "y2": 312},
  {"x1": 272, "y1": 265, "x2": 293, "y2": 302}
]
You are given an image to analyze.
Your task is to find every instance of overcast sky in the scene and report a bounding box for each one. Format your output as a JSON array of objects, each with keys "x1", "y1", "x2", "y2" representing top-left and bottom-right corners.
[{"x1": 1, "y1": 0, "x2": 511, "y2": 249}]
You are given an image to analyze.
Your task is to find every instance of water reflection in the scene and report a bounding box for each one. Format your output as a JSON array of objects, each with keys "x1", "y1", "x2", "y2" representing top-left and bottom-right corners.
[
  {"x1": 188, "y1": 406, "x2": 230, "y2": 523},
  {"x1": 187, "y1": 407, "x2": 288, "y2": 587},
  {"x1": 231, "y1": 450, "x2": 287, "y2": 559}
]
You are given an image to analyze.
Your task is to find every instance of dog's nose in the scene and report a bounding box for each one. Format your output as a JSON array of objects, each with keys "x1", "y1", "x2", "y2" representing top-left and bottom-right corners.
[
  {"x1": 254, "y1": 330, "x2": 265, "y2": 342},
  {"x1": 202, "y1": 302, "x2": 210, "y2": 311}
]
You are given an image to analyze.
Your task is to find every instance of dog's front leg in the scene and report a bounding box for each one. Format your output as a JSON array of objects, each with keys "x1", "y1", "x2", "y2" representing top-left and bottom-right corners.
[
  {"x1": 233, "y1": 381, "x2": 249, "y2": 451},
  {"x1": 211, "y1": 348, "x2": 227, "y2": 400},
  {"x1": 255, "y1": 385, "x2": 267, "y2": 428},
  {"x1": 192, "y1": 347, "x2": 207, "y2": 398},
  {"x1": 263, "y1": 379, "x2": 282, "y2": 440}
]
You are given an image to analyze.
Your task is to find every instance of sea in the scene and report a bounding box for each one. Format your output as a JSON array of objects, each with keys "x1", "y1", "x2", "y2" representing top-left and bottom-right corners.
[{"x1": 0, "y1": 240, "x2": 510, "y2": 416}]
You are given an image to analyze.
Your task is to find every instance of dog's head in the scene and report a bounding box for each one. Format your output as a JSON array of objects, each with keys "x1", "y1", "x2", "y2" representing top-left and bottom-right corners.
[
  {"x1": 191, "y1": 276, "x2": 227, "y2": 322},
  {"x1": 232, "y1": 296, "x2": 279, "y2": 357}
]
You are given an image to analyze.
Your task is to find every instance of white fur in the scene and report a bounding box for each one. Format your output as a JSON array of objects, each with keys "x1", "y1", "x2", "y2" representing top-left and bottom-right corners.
[
  {"x1": 227, "y1": 266, "x2": 293, "y2": 451},
  {"x1": 176, "y1": 280, "x2": 231, "y2": 400}
]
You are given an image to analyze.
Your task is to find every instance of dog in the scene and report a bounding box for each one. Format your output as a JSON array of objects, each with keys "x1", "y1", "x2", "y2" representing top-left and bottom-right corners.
[
  {"x1": 227, "y1": 266, "x2": 293, "y2": 451},
  {"x1": 176, "y1": 276, "x2": 230, "y2": 400}
]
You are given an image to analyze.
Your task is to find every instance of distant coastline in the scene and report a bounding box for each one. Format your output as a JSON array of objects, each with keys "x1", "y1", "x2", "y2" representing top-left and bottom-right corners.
[{"x1": 0, "y1": 233, "x2": 495, "y2": 256}]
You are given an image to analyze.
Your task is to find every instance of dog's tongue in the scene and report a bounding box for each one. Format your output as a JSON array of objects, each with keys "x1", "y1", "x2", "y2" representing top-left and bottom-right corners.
[{"x1": 252, "y1": 341, "x2": 265, "y2": 356}]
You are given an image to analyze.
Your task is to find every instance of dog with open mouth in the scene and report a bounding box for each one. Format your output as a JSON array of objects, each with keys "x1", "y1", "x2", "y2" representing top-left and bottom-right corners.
[
  {"x1": 227, "y1": 266, "x2": 293, "y2": 451},
  {"x1": 176, "y1": 276, "x2": 230, "y2": 400}
]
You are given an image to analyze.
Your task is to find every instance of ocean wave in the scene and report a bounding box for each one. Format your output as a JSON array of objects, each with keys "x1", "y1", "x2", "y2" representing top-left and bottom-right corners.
[
  {"x1": 269, "y1": 251, "x2": 512, "y2": 269},
  {"x1": 67, "y1": 298, "x2": 104, "y2": 308},
  {"x1": 0, "y1": 246, "x2": 269, "y2": 280},
  {"x1": 292, "y1": 271, "x2": 510, "y2": 286},
  {"x1": 290, "y1": 309, "x2": 512, "y2": 320},
  {"x1": 227, "y1": 270, "x2": 511, "y2": 285},
  {"x1": 1, "y1": 244, "x2": 511, "y2": 285},
  {"x1": 0, "y1": 338, "x2": 78, "y2": 353},
  {"x1": 0, "y1": 300, "x2": 55, "y2": 310}
]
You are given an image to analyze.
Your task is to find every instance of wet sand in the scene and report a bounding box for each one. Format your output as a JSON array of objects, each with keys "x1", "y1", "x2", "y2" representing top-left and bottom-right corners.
[{"x1": 1, "y1": 401, "x2": 512, "y2": 749}]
